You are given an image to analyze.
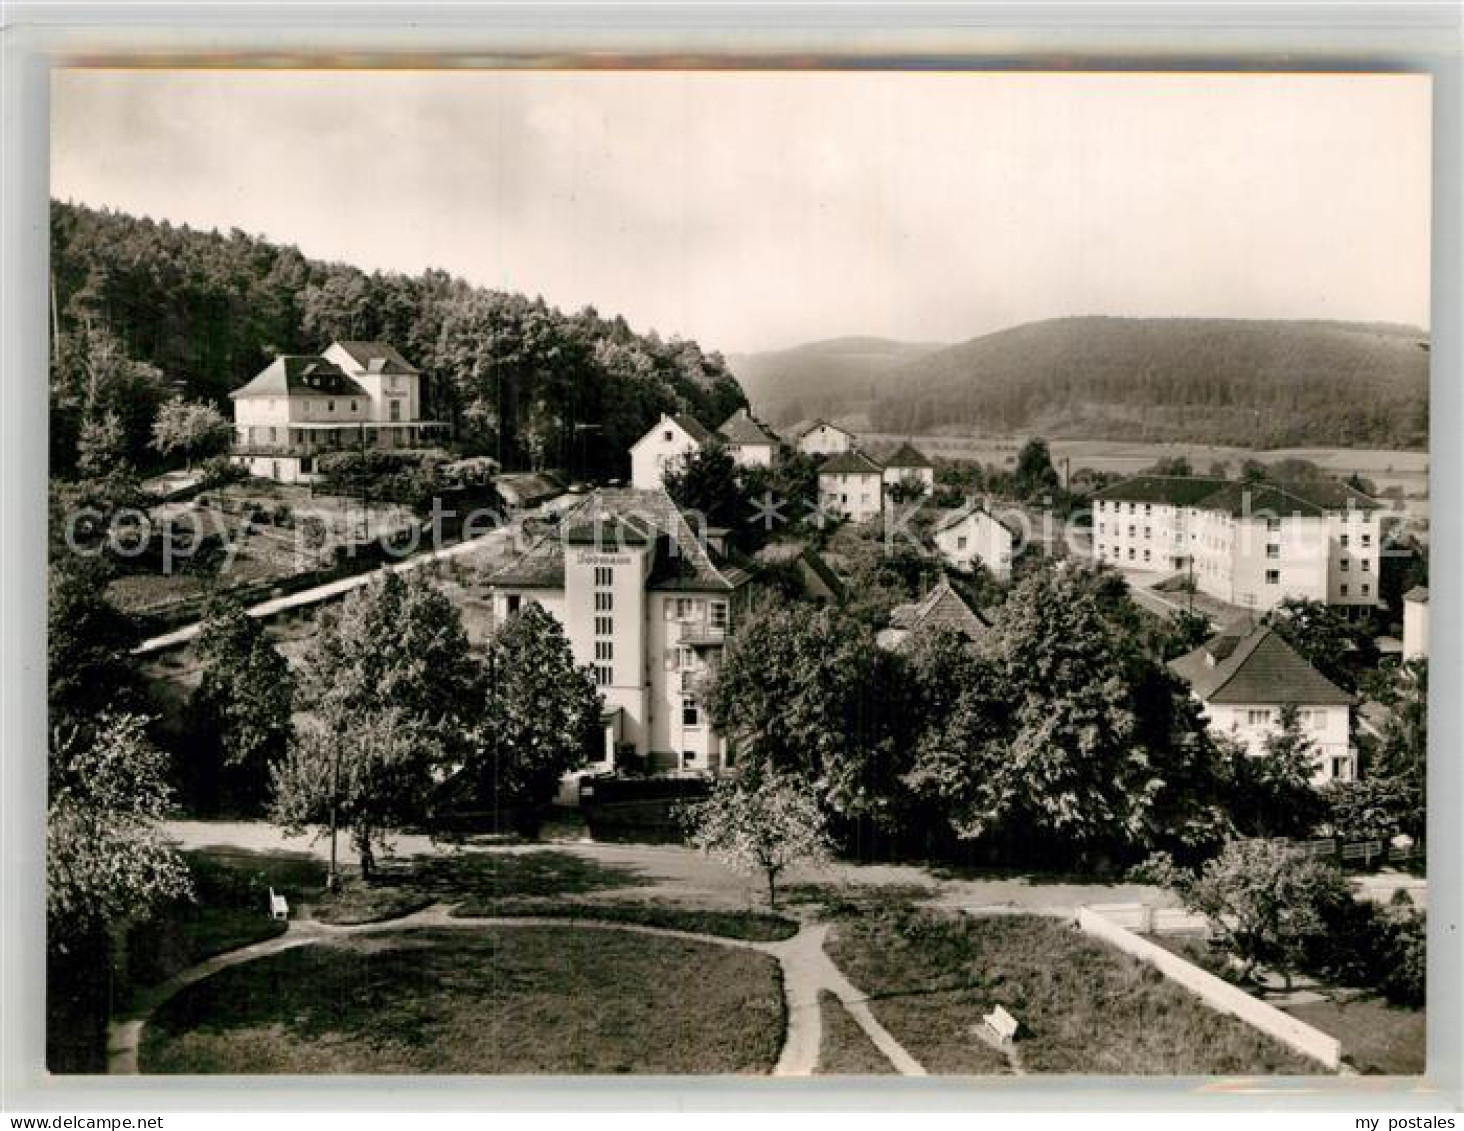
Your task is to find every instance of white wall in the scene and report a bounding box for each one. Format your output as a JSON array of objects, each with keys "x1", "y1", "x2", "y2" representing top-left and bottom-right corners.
[
  {"x1": 727, "y1": 442, "x2": 774, "y2": 469},
  {"x1": 819, "y1": 472, "x2": 883, "y2": 522},
  {"x1": 1404, "y1": 597, "x2": 1429, "y2": 660},
  {"x1": 631, "y1": 417, "x2": 702, "y2": 490},
  {"x1": 798, "y1": 424, "x2": 853, "y2": 457},
  {"x1": 321, "y1": 342, "x2": 422, "y2": 423},
  {"x1": 934, "y1": 511, "x2": 1015, "y2": 578},
  {"x1": 1205, "y1": 700, "x2": 1353, "y2": 782}
]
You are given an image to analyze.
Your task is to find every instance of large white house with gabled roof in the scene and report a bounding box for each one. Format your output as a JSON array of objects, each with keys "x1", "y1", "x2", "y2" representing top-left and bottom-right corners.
[
  {"x1": 484, "y1": 487, "x2": 753, "y2": 776},
  {"x1": 229, "y1": 341, "x2": 446, "y2": 482},
  {"x1": 629, "y1": 413, "x2": 714, "y2": 490},
  {"x1": 1168, "y1": 621, "x2": 1356, "y2": 783}
]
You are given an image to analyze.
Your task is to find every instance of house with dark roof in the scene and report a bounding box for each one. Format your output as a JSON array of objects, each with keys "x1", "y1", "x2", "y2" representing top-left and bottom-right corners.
[
  {"x1": 717, "y1": 408, "x2": 780, "y2": 469},
  {"x1": 229, "y1": 341, "x2": 446, "y2": 483},
  {"x1": 877, "y1": 580, "x2": 990, "y2": 651},
  {"x1": 485, "y1": 487, "x2": 753, "y2": 778},
  {"x1": 931, "y1": 501, "x2": 1021, "y2": 578},
  {"x1": 881, "y1": 441, "x2": 935, "y2": 495},
  {"x1": 629, "y1": 412, "x2": 714, "y2": 490},
  {"x1": 1168, "y1": 622, "x2": 1356, "y2": 782},
  {"x1": 794, "y1": 418, "x2": 856, "y2": 458},
  {"x1": 817, "y1": 450, "x2": 885, "y2": 523},
  {"x1": 1091, "y1": 474, "x2": 1384, "y2": 613}
]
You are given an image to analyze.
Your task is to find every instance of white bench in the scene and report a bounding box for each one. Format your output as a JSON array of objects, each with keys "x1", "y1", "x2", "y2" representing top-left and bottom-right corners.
[
  {"x1": 983, "y1": 1005, "x2": 1019, "y2": 1043},
  {"x1": 269, "y1": 887, "x2": 290, "y2": 921}
]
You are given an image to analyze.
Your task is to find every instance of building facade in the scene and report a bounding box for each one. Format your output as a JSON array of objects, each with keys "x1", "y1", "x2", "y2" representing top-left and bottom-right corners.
[
  {"x1": 795, "y1": 419, "x2": 856, "y2": 458},
  {"x1": 881, "y1": 441, "x2": 936, "y2": 496},
  {"x1": 229, "y1": 342, "x2": 445, "y2": 483},
  {"x1": 1092, "y1": 476, "x2": 1382, "y2": 612},
  {"x1": 932, "y1": 503, "x2": 1019, "y2": 578},
  {"x1": 818, "y1": 450, "x2": 885, "y2": 523},
  {"x1": 1169, "y1": 623, "x2": 1356, "y2": 783},
  {"x1": 1403, "y1": 586, "x2": 1429, "y2": 660},
  {"x1": 717, "y1": 408, "x2": 779, "y2": 468},
  {"x1": 629, "y1": 413, "x2": 713, "y2": 490},
  {"x1": 484, "y1": 488, "x2": 752, "y2": 777}
]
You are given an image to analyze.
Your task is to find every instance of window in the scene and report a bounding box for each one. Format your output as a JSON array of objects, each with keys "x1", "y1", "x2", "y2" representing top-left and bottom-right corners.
[
  {"x1": 594, "y1": 665, "x2": 612, "y2": 686},
  {"x1": 1340, "y1": 583, "x2": 1349, "y2": 597},
  {"x1": 1144, "y1": 503, "x2": 1152, "y2": 515},
  {"x1": 1143, "y1": 549, "x2": 1151, "y2": 562},
  {"x1": 1097, "y1": 524, "x2": 1104, "y2": 535},
  {"x1": 709, "y1": 601, "x2": 728, "y2": 629},
  {"x1": 1362, "y1": 583, "x2": 1371, "y2": 596},
  {"x1": 1265, "y1": 544, "x2": 1279, "y2": 559},
  {"x1": 676, "y1": 646, "x2": 696, "y2": 669},
  {"x1": 1144, "y1": 527, "x2": 1151, "y2": 539},
  {"x1": 1127, "y1": 547, "x2": 1135, "y2": 561},
  {"x1": 594, "y1": 566, "x2": 614, "y2": 586},
  {"x1": 662, "y1": 429, "x2": 673, "y2": 442},
  {"x1": 1361, "y1": 559, "x2": 1371, "y2": 572},
  {"x1": 505, "y1": 594, "x2": 521, "y2": 615},
  {"x1": 1127, "y1": 503, "x2": 1135, "y2": 514},
  {"x1": 350, "y1": 399, "x2": 358, "y2": 412},
  {"x1": 1340, "y1": 534, "x2": 1349, "y2": 548},
  {"x1": 327, "y1": 399, "x2": 336, "y2": 412},
  {"x1": 1265, "y1": 569, "x2": 1280, "y2": 585},
  {"x1": 1128, "y1": 525, "x2": 1136, "y2": 537},
  {"x1": 389, "y1": 400, "x2": 402, "y2": 422},
  {"x1": 1361, "y1": 534, "x2": 1372, "y2": 548},
  {"x1": 1331, "y1": 756, "x2": 1352, "y2": 782},
  {"x1": 594, "y1": 641, "x2": 613, "y2": 662},
  {"x1": 1266, "y1": 518, "x2": 1282, "y2": 532},
  {"x1": 1246, "y1": 709, "x2": 1272, "y2": 725},
  {"x1": 1340, "y1": 559, "x2": 1350, "y2": 572},
  {"x1": 595, "y1": 591, "x2": 613, "y2": 612},
  {"x1": 682, "y1": 698, "x2": 700, "y2": 727},
  {"x1": 682, "y1": 750, "x2": 698, "y2": 767},
  {"x1": 594, "y1": 615, "x2": 613, "y2": 636}
]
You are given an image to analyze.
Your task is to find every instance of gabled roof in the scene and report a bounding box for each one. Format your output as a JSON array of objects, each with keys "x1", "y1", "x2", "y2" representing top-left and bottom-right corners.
[
  {"x1": 229, "y1": 355, "x2": 369, "y2": 399},
  {"x1": 754, "y1": 541, "x2": 845, "y2": 600},
  {"x1": 487, "y1": 487, "x2": 748, "y2": 593},
  {"x1": 796, "y1": 418, "x2": 854, "y2": 440},
  {"x1": 630, "y1": 413, "x2": 712, "y2": 451},
  {"x1": 1404, "y1": 585, "x2": 1429, "y2": 604},
  {"x1": 718, "y1": 408, "x2": 779, "y2": 447},
  {"x1": 1167, "y1": 624, "x2": 1352, "y2": 706},
  {"x1": 931, "y1": 501, "x2": 1021, "y2": 538},
  {"x1": 328, "y1": 341, "x2": 420, "y2": 375},
  {"x1": 819, "y1": 450, "x2": 883, "y2": 476},
  {"x1": 883, "y1": 441, "x2": 933, "y2": 470},
  {"x1": 888, "y1": 580, "x2": 989, "y2": 642},
  {"x1": 1091, "y1": 476, "x2": 1231, "y2": 507}
]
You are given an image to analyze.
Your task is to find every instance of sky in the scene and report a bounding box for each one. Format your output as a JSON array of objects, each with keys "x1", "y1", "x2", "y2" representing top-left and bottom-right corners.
[{"x1": 51, "y1": 69, "x2": 1432, "y2": 354}]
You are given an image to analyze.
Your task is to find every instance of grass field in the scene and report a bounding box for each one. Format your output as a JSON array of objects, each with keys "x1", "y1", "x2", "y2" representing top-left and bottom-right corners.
[
  {"x1": 814, "y1": 991, "x2": 897, "y2": 1075},
  {"x1": 1285, "y1": 996, "x2": 1425, "y2": 1076},
  {"x1": 825, "y1": 910, "x2": 1321, "y2": 1075},
  {"x1": 140, "y1": 926, "x2": 785, "y2": 1074}
]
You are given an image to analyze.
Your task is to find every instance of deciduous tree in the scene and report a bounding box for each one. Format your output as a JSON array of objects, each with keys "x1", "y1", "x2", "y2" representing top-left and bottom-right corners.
[{"x1": 150, "y1": 397, "x2": 232, "y2": 468}]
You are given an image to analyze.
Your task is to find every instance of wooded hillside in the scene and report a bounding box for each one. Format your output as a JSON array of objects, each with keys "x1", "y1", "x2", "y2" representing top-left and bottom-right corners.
[{"x1": 49, "y1": 201, "x2": 746, "y2": 477}]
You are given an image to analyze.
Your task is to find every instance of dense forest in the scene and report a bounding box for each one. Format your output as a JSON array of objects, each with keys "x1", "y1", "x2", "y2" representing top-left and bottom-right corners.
[
  {"x1": 49, "y1": 201, "x2": 747, "y2": 478},
  {"x1": 868, "y1": 317, "x2": 1429, "y2": 449}
]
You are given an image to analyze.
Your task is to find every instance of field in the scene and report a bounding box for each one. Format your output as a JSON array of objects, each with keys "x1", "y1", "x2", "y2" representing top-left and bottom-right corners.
[
  {"x1": 824, "y1": 909, "x2": 1321, "y2": 1074},
  {"x1": 140, "y1": 925, "x2": 786, "y2": 1074}
]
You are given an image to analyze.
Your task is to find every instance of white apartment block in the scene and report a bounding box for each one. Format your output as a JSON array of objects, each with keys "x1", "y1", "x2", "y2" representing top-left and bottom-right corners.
[
  {"x1": 931, "y1": 502, "x2": 1018, "y2": 578},
  {"x1": 484, "y1": 488, "x2": 752, "y2": 776},
  {"x1": 229, "y1": 341, "x2": 446, "y2": 483},
  {"x1": 629, "y1": 413, "x2": 713, "y2": 490},
  {"x1": 1092, "y1": 476, "x2": 1382, "y2": 612},
  {"x1": 1169, "y1": 623, "x2": 1356, "y2": 784},
  {"x1": 795, "y1": 419, "x2": 856, "y2": 458},
  {"x1": 817, "y1": 450, "x2": 885, "y2": 523}
]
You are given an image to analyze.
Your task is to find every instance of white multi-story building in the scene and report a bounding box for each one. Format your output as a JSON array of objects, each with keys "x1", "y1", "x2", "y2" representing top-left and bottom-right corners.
[
  {"x1": 818, "y1": 450, "x2": 885, "y2": 523},
  {"x1": 795, "y1": 419, "x2": 856, "y2": 458},
  {"x1": 229, "y1": 341, "x2": 446, "y2": 482},
  {"x1": 484, "y1": 488, "x2": 753, "y2": 776},
  {"x1": 1092, "y1": 476, "x2": 1382, "y2": 612},
  {"x1": 1169, "y1": 622, "x2": 1356, "y2": 783},
  {"x1": 881, "y1": 441, "x2": 936, "y2": 496},
  {"x1": 717, "y1": 408, "x2": 779, "y2": 468},
  {"x1": 629, "y1": 413, "x2": 713, "y2": 490},
  {"x1": 931, "y1": 502, "x2": 1019, "y2": 578}
]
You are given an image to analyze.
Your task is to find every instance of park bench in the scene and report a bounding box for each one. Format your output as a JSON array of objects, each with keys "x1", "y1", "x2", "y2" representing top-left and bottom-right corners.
[
  {"x1": 268, "y1": 887, "x2": 290, "y2": 921},
  {"x1": 983, "y1": 1005, "x2": 1019, "y2": 1044}
]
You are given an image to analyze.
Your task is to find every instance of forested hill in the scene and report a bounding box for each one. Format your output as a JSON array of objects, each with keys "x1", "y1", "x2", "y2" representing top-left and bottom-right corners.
[
  {"x1": 49, "y1": 201, "x2": 746, "y2": 477},
  {"x1": 728, "y1": 337, "x2": 943, "y2": 428},
  {"x1": 868, "y1": 316, "x2": 1429, "y2": 449}
]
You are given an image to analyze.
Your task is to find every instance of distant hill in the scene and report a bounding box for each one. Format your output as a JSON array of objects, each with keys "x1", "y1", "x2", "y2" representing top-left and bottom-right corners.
[
  {"x1": 867, "y1": 317, "x2": 1429, "y2": 449},
  {"x1": 728, "y1": 336, "x2": 943, "y2": 427}
]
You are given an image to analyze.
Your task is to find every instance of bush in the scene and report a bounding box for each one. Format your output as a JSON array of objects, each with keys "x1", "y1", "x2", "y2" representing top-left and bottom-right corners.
[{"x1": 1380, "y1": 908, "x2": 1426, "y2": 1007}]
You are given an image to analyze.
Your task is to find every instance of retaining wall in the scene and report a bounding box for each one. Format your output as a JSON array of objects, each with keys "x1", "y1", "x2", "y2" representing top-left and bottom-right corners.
[{"x1": 1075, "y1": 905, "x2": 1342, "y2": 1071}]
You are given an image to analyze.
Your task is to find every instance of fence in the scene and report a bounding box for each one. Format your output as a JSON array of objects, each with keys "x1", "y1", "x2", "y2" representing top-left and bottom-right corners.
[
  {"x1": 1082, "y1": 901, "x2": 1208, "y2": 936},
  {"x1": 1075, "y1": 906, "x2": 1341, "y2": 1071}
]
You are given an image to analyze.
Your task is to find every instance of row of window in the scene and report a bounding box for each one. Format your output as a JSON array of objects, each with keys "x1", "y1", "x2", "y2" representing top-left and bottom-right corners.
[{"x1": 1244, "y1": 707, "x2": 1328, "y2": 726}]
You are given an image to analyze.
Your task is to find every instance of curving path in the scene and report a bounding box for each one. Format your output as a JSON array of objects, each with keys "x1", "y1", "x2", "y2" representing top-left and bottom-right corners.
[{"x1": 107, "y1": 905, "x2": 926, "y2": 1078}]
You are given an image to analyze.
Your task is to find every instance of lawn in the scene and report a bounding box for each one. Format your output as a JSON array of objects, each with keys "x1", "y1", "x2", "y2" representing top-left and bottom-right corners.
[
  {"x1": 814, "y1": 991, "x2": 896, "y2": 1075},
  {"x1": 825, "y1": 909, "x2": 1321, "y2": 1075},
  {"x1": 1285, "y1": 996, "x2": 1425, "y2": 1076},
  {"x1": 140, "y1": 926, "x2": 785, "y2": 1074}
]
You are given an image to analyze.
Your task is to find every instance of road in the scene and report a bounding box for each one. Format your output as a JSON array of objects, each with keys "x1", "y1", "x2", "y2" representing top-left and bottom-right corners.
[{"x1": 134, "y1": 526, "x2": 517, "y2": 655}]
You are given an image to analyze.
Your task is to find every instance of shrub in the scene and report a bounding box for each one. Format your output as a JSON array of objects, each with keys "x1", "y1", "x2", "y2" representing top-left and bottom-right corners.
[{"x1": 1380, "y1": 908, "x2": 1426, "y2": 1007}]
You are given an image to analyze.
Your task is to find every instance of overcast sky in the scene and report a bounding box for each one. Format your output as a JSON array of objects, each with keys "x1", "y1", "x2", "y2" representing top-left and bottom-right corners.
[{"x1": 52, "y1": 69, "x2": 1431, "y2": 354}]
